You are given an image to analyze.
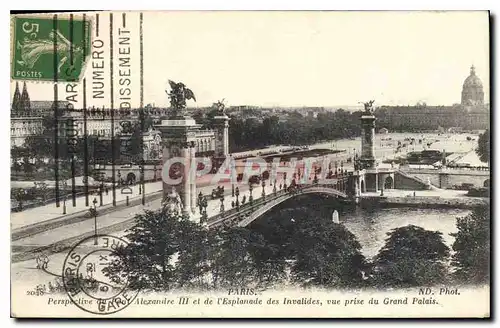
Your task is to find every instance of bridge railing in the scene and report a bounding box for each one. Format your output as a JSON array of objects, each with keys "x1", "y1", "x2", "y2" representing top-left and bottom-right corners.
[{"x1": 207, "y1": 181, "x2": 349, "y2": 227}]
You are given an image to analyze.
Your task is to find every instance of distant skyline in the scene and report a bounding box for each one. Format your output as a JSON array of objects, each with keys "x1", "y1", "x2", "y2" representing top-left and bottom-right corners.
[{"x1": 11, "y1": 11, "x2": 489, "y2": 108}]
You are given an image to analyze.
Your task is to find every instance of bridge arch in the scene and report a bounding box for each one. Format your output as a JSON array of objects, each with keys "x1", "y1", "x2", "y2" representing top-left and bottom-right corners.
[{"x1": 236, "y1": 186, "x2": 348, "y2": 227}]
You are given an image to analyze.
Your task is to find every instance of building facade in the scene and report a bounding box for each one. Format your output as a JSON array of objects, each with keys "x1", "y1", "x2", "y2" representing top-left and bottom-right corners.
[
  {"x1": 10, "y1": 83, "x2": 220, "y2": 159},
  {"x1": 375, "y1": 66, "x2": 489, "y2": 131}
]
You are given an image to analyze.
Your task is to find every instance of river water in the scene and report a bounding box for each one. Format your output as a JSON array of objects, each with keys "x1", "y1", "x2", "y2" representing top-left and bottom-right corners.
[
  {"x1": 256, "y1": 195, "x2": 471, "y2": 259},
  {"x1": 340, "y1": 206, "x2": 470, "y2": 258},
  {"x1": 250, "y1": 131, "x2": 478, "y2": 258}
]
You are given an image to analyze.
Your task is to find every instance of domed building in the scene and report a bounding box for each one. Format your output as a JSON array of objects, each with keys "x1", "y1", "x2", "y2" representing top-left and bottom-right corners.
[
  {"x1": 375, "y1": 65, "x2": 489, "y2": 132},
  {"x1": 461, "y1": 65, "x2": 484, "y2": 106}
]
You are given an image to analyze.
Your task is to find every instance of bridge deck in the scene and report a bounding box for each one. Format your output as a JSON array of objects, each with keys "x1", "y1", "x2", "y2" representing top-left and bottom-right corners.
[{"x1": 207, "y1": 180, "x2": 349, "y2": 228}]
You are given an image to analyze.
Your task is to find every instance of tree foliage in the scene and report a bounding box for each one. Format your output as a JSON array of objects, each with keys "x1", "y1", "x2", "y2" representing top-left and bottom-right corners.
[
  {"x1": 104, "y1": 200, "x2": 369, "y2": 291},
  {"x1": 103, "y1": 200, "x2": 490, "y2": 291},
  {"x1": 451, "y1": 205, "x2": 490, "y2": 285},
  {"x1": 476, "y1": 129, "x2": 490, "y2": 163},
  {"x1": 228, "y1": 110, "x2": 363, "y2": 152},
  {"x1": 373, "y1": 225, "x2": 450, "y2": 287},
  {"x1": 104, "y1": 208, "x2": 190, "y2": 291},
  {"x1": 291, "y1": 220, "x2": 367, "y2": 288},
  {"x1": 249, "y1": 202, "x2": 368, "y2": 289}
]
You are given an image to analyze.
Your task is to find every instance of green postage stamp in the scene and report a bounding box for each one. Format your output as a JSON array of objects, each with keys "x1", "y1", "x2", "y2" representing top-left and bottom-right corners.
[{"x1": 11, "y1": 15, "x2": 91, "y2": 82}]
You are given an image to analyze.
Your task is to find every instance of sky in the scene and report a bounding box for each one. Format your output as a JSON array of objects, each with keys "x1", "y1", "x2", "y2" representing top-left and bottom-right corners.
[{"x1": 11, "y1": 11, "x2": 490, "y2": 108}]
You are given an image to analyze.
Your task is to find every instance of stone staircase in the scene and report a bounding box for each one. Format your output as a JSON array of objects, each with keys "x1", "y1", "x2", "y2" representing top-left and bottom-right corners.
[{"x1": 394, "y1": 170, "x2": 431, "y2": 190}]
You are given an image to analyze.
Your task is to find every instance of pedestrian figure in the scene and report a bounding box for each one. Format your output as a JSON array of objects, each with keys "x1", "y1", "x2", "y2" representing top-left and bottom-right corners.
[
  {"x1": 413, "y1": 191, "x2": 416, "y2": 198},
  {"x1": 105, "y1": 187, "x2": 109, "y2": 195},
  {"x1": 35, "y1": 255, "x2": 41, "y2": 269},
  {"x1": 41, "y1": 254, "x2": 49, "y2": 270},
  {"x1": 48, "y1": 281, "x2": 54, "y2": 293}
]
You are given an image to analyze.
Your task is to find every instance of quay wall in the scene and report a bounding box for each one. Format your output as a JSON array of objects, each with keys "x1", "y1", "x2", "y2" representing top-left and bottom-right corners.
[{"x1": 359, "y1": 195, "x2": 488, "y2": 209}]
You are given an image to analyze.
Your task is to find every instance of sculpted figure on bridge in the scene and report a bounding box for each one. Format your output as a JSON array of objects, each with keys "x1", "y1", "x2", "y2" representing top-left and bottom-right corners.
[
  {"x1": 162, "y1": 187, "x2": 184, "y2": 213},
  {"x1": 213, "y1": 99, "x2": 226, "y2": 115},
  {"x1": 360, "y1": 100, "x2": 375, "y2": 114},
  {"x1": 166, "y1": 80, "x2": 196, "y2": 118}
]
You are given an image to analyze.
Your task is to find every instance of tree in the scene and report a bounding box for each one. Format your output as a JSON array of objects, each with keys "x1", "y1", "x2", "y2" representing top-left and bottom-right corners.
[
  {"x1": 373, "y1": 225, "x2": 450, "y2": 288},
  {"x1": 11, "y1": 146, "x2": 28, "y2": 172},
  {"x1": 209, "y1": 227, "x2": 258, "y2": 288},
  {"x1": 245, "y1": 229, "x2": 287, "y2": 288},
  {"x1": 24, "y1": 135, "x2": 54, "y2": 162},
  {"x1": 103, "y1": 208, "x2": 190, "y2": 291},
  {"x1": 290, "y1": 219, "x2": 367, "y2": 288},
  {"x1": 476, "y1": 129, "x2": 490, "y2": 163},
  {"x1": 174, "y1": 219, "x2": 212, "y2": 290},
  {"x1": 176, "y1": 225, "x2": 267, "y2": 290},
  {"x1": 450, "y1": 205, "x2": 490, "y2": 285}
]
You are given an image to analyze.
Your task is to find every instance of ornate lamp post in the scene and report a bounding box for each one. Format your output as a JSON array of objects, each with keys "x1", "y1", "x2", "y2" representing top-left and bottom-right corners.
[
  {"x1": 90, "y1": 197, "x2": 98, "y2": 245},
  {"x1": 62, "y1": 180, "x2": 68, "y2": 214},
  {"x1": 197, "y1": 191, "x2": 204, "y2": 214},
  {"x1": 261, "y1": 179, "x2": 266, "y2": 199},
  {"x1": 201, "y1": 196, "x2": 208, "y2": 225},
  {"x1": 138, "y1": 164, "x2": 144, "y2": 194},
  {"x1": 235, "y1": 187, "x2": 240, "y2": 210},
  {"x1": 99, "y1": 184, "x2": 103, "y2": 206},
  {"x1": 249, "y1": 184, "x2": 253, "y2": 204},
  {"x1": 232, "y1": 184, "x2": 235, "y2": 197},
  {"x1": 220, "y1": 196, "x2": 225, "y2": 215}
]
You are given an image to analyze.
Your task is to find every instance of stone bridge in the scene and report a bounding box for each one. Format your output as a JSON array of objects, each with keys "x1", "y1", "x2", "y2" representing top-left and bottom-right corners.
[{"x1": 207, "y1": 180, "x2": 349, "y2": 228}]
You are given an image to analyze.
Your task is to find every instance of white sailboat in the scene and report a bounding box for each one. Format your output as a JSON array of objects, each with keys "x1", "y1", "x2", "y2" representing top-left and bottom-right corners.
[{"x1": 332, "y1": 210, "x2": 340, "y2": 224}]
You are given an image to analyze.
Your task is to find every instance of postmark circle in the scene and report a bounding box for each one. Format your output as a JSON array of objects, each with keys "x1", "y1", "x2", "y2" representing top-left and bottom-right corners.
[{"x1": 62, "y1": 234, "x2": 139, "y2": 315}]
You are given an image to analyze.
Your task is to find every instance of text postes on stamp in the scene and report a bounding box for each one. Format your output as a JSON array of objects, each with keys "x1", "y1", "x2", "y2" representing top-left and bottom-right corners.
[
  {"x1": 11, "y1": 15, "x2": 91, "y2": 82},
  {"x1": 62, "y1": 234, "x2": 139, "y2": 315}
]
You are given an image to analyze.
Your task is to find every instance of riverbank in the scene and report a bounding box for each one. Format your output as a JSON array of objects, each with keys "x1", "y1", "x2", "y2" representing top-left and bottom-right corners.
[{"x1": 359, "y1": 192, "x2": 488, "y2": 209}]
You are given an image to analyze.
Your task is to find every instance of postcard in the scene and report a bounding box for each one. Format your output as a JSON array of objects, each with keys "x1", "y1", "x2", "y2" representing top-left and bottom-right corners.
[{"x1": 10, "y1": 11, "x2": 490, "y2": 318}]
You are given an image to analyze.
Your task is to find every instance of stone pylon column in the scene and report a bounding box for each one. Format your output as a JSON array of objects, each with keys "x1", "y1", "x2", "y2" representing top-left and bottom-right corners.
[
  {"x1": 190, "y1": 142, "x2": 197, "y2": 214},
  {"x1": 359, "y1": 114, "x2": 377, "y2": 170},
  {"x1": 156, "y1": 117, "x2": 200, "y2": 218},
  {"x1": 213, "y1": 114, "x2": 230, "y2": 161},
  {"x1": 180, "y1": 145, "x2": 191, "y2": 215}
]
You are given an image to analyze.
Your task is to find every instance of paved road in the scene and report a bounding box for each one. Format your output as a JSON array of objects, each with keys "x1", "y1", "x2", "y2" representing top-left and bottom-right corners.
[
  {"x1": 11, "y1": 181, "x2": 164, "y2": 230},
  {"x1": 11, "y1": 178, "x2": 282, "y2": 253}
]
